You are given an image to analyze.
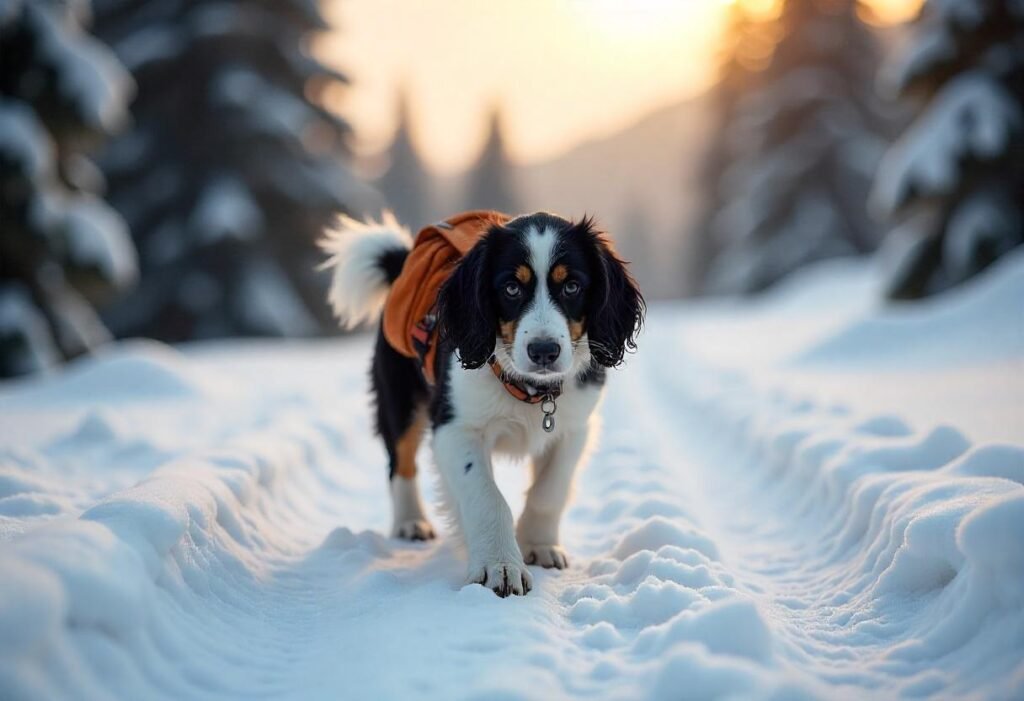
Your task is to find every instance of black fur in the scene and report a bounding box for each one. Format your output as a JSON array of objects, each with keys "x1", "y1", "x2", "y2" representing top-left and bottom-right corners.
[
  {"x1": 429, "y1": 344, "x2": 456, "y2": 427},
  {"x1": 377, "y1": 247, "x2": 410, "y2": 285},
  {"x1": 370, "y1": 325, "x2": 428, "y2": 479},
  {"x1": 435, "y1": 234, "x2": 500, "y2": 370},
  {"x1": 575, "y1": 217, "x2": 645, "y2": 367}
]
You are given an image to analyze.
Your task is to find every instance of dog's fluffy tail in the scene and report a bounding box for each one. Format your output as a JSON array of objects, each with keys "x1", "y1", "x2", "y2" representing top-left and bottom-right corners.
[{"x1": 318, "y1": 211, "x2": 413, "y2": 329}]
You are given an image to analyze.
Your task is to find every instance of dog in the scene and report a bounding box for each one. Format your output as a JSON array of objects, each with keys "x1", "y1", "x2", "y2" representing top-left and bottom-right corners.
[{"x1": 320, "y1": 211, "x2": 644, "y2": 597}]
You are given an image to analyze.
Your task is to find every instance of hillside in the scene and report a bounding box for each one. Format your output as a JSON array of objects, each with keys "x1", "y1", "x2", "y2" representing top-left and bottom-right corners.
[
  {"x1": 516, "y1": 95, "x2": 712, "y2": 297},
  {"x1": 426, "y1": 95, "x2": 712, "y2": 299}
]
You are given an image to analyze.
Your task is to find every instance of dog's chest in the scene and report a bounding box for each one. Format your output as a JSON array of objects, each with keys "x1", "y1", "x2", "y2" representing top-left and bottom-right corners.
[{"x1": 450, "y1": 365, "x2": 601, "y2": 456}]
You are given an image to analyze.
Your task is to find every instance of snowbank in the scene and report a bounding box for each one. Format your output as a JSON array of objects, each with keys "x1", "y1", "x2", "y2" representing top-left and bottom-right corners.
[{"x1": 794, "y1": 248, "x2": 1024, "y2": 368}]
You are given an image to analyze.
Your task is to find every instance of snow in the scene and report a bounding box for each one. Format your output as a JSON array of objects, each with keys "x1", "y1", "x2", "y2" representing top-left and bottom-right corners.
[
  {"x1": 943, "y1": 190, "x2": 1022, "y2": 282},
  {"x1": 1, "y1": 252, "x2": 1022, "y2": 700},
  {"x1": 189, "y1": 176, "x2": 264, "y2": 244},
  {"x1": 113, "y1": 27, "x2": 184, "y2": 71},
  {"x1": 63, "y1": 196, "x2": 139, "y2": 289},
  {"x1": 28, "y1": 1, "x2": 134, "y2": 134},
  {"x1": 211, "y1": 67, "x2": 317, "y2": 144},
  {"x1": 792, "y1": 248, "x2": 1024, "y2": 368},
  {"x1": 0, "y1": 284, "x2": 61, "y2": 375},
  {"x1": 0, "y1": 99, "x2": 52, "y2": 182}
]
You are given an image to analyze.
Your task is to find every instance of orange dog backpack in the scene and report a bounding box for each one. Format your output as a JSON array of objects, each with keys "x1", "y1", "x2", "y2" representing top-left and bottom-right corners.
[{"x1": 382, "y1": 210, "x2": 511, "y2": 384}]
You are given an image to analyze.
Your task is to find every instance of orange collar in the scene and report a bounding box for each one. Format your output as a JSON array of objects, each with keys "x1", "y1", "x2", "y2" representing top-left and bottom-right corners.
[
  {"x1": 487, "y1": 355, "x2": 561, "y2": 432},
  {"x1": 487, "y1": 355, "x2": 562, "y2": 404}
]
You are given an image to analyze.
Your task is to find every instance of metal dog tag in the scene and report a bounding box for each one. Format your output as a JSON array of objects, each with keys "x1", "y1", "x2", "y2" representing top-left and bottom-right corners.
[{"x1": 541, "y1": 396, "x2": 557, "y2": 433}]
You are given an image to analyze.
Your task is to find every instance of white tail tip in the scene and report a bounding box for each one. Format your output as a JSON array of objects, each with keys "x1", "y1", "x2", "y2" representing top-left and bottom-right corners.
[{"x1": 318, "y1": 211, "x2": 413, "y2": 329}]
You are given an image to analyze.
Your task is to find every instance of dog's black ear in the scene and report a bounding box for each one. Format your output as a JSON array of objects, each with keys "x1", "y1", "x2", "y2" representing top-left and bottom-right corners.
[
  {"x1": 581, "y1": 219, "x2": 645, "y2": 368},
  {"x1": 436, "y1": 236, "x2": 497, "y2": 369}
]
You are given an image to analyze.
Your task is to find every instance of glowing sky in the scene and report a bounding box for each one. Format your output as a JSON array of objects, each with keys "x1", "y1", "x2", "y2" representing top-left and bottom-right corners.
[{"x1": 320, "y1": 0, "x2": 922, "y2": 174}]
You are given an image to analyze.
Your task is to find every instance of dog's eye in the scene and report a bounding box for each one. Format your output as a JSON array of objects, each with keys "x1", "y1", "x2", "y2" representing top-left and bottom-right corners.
[
  {"x1": 503, "y1": 281, "x2": 522, "y2": 298},
  {"x1": 563, "y1": 280, "x2": 581, "y2": 297}
]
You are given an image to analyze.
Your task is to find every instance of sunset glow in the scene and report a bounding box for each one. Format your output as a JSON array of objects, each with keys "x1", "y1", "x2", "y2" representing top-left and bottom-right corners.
[
  {"x1": 862, "y1": 0, "x2": 923, "y2": 24},
  {"x1": 321, "y1": 0, "x2": 923, "y2": 173}
]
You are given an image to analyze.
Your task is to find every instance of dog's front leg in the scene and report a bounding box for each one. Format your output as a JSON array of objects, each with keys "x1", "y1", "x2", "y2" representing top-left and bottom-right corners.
[
  {"x1": 517, "y1": 427, "x2": 590, "y2": 570},
  {"x1": 433, "y1": 425, "x2": 532, "y2": 597}
]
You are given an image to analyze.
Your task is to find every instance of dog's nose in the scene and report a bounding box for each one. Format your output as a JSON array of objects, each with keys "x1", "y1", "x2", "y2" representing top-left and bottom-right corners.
[{"x1": 527, "y1": 339, "x2": 561, "y2": 366}]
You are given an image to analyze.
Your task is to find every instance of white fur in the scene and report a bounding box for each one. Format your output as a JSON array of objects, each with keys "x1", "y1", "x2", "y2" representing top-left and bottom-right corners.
[
  {"x1": 510, "y1": 225, "x2": 575, "y2": 379},
  {"x1": 390, "y1": 476, "x2": 433, "y2": 540},
  {"x1": 318, "y1": 211, "x2": 412, "y2": 329},
  {"x1": 431, "y1": 349, "x2": 602, "y2": 592}
]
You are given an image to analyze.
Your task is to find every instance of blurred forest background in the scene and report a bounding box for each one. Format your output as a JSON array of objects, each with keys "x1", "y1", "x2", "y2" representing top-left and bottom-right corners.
[{"x1": 1, "y1": 0, "x2": 1022, "y2": 377}]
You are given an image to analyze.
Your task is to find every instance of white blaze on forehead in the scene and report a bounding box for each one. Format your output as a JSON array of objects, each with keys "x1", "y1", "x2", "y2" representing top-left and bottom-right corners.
[
  {"x1": 526, "y1": 225, "x2": 557, "y2": 307},
  {"x1": 532, "y1": 224, "x2": 557, "y2": 286},
  {"x1": 510, "y1": 224, "x2": 574, "y2": 377}
]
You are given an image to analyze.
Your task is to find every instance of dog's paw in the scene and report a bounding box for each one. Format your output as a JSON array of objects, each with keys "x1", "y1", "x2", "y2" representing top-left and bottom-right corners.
[
  {"x1": 522, "y1": 544, "x2": 569, "y2": 569},
  {"x1": 392, "y1": 519, "x2": 436, "y2": 541},
  {"x1": 467, "y1": 561, "x2": 533, "y2": 597}
]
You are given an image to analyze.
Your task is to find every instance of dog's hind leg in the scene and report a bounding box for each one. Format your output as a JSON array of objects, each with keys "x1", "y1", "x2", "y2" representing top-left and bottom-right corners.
[
  {"x1": 371, "y1": 326, "x2": 435, "y2": 541},
  {"x1": 388, "y1": 406, "x2": 434, "y2": 540}
]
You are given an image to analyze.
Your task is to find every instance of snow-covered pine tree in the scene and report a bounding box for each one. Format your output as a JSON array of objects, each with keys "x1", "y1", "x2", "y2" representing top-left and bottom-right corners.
[
  {"x1": 464, "y1": 108, "x2": 520, "y2": 215},
  {"x1": 0, "y1": 0, "x2": 137, "y2": 377},
  {"x1": 702, "y1": 0, "x2": 892, "y2": 295},
  {"x1": 377, "y1": 91, "x2": 434, "y2": 228},
  {"x1": 870, "y1": 0, "x2": 1024, "y2": 299},
  {"x1": 688, "y1": 2, "x2": 766, "y2": 294},
  {"x1": 92, "y1": 0, "x2": 360, "y2": 341}
]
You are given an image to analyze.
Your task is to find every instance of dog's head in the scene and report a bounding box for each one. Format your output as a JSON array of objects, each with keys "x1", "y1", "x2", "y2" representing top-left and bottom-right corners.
[{"x1": 436, "y1": 212, "x2": 644, "y2": 384}]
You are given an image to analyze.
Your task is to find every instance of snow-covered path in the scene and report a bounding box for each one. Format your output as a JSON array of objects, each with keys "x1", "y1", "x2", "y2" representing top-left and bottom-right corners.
[{"x1": 1, "y1": 256, "x2": 1022, "y2": 700}]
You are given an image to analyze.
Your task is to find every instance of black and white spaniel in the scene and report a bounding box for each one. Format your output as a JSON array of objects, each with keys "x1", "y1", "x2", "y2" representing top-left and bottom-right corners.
[{"x1": 322, "y1": 212, "x2": 644, "y2": 597}]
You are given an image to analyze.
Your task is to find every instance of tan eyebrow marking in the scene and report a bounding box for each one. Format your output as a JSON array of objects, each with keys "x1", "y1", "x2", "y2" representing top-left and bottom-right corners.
[
  {"x1": 500, "y1": 320, "x2": 517, "y2": 345},
  {"x1": 515, "y1": 265, "x2": 532, "y2": 284},
  {"x1": 569, "y1": 318, "x2": 586, "y2": 342},
  {"x1": 551, "y1": 264, "x2": 568, "y2": 284}
]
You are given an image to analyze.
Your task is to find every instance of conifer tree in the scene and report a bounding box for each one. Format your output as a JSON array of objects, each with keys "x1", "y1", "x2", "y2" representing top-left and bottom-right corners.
[
  {"x1": 689, "y1": 2, "x2": 764, "y2": 293},
  {"x1": 870, "y1": 0, "x2": 1024, "y2": 298},
  {"x1": 377, "y1": 92, "x2": 433, "y2": 227},
  {"x1": 464, "y1": 108, "x2": 520, "y2": 215},
  {"x1": 0, "y1": 0, "x2": 136, "y2": 376},
  {"x1": 702, "y1": 0, "x2": 891, "y2": 295},
  {"x1": 93, "y1": 0, "x2": 360, "y2": 340}
]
